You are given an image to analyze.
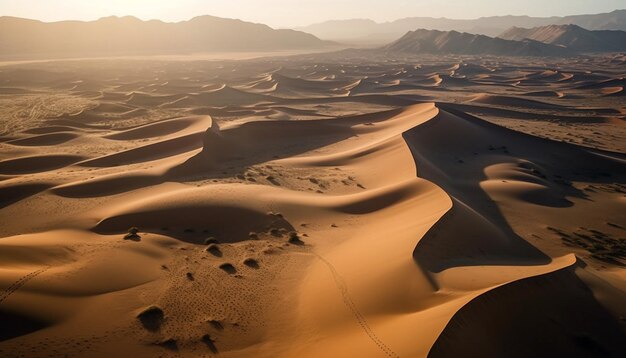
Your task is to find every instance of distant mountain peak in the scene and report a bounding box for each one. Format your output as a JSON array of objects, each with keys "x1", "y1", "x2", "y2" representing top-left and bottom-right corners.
[
  {"x1": 0, "y1": 15, "x2": 337, "y2": 60},
  {"x1": 382, "y1": 28, "x2": 573, "y2": 57},
  {"x1": 499, "y1": 24, "x2": 626, "y2": 52},
  {"x1": 296, "y1": 10, "x2": 626, "y2": 45},
  {"x1": 98, "y1": 15, "x2": 141, "y2": 20}
]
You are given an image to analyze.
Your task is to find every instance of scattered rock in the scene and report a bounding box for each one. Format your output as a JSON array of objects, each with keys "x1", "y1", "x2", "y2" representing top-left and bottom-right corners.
[
  {"x1": 219, "y1": 263, "x2": 237, "y2": 274},
  {"x1": 202, "y1": 334, "x2": 218, "y2": 353},
  {"x1": 137, "y1": 305, "x2": 164, "y2": 331},
  {"x1": 206, "y1": 244, "x2": 222, "y2": 257},
  {"x1": 204, "y1": 237, "x2": 219, "y2": 245},
  {"x1": 288, "y1": 232, "x2": 304, "y2": 245},
  {"x1": 266, "y1": 175, "x2": 280, "y2": 186},
  {"x1": 207, "y1": 319, "x2": 224, "y2": 330},
  {"x1": 262, "y1": 247, "x2": 279, "y2": 255},
  {"x1": 158, "y1": 338, "x2": 178, "y2": 351},
  {"x1": 268, "y1": 211, "x2": 283, "y2": 218},
  {"x1": 243, "y1": 258, "x2": 259, "y2": 269},
  {"x1": 124, "y1": 227, "x2": 141, "y2": 241}
]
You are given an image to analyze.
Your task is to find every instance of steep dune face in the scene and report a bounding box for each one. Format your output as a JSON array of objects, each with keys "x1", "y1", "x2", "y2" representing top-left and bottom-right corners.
[
  {"x1": 0, "y1": 56, "x2": 625, "y2": 357},
  {"x1": 429, "y1": 267, "x2": 625, "y2": 358}
]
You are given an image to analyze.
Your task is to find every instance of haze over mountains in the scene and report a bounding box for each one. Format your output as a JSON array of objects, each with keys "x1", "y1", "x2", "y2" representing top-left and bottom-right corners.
[
  {"x1": 2, "y1": 10, "x2": 625, "y2": 60},
  {"x1": 499, "y1": 24, "x2": 626, "y2": 52},
  {"x1": 0, "y1": 15, "x2": 335, "y2": 59},
  {"x1": 382, "y1": 29, "x2": 573, "y2": 57},
  {"x1": 382, "y1": 24, "x2": 626, "y2": 56},
  {"x1": 297, "y1": 9, "x2": 626, "y2": 45}
]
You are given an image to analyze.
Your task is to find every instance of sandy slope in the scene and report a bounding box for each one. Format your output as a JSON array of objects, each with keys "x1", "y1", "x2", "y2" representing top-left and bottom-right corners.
[{"x1": 0, "y1": 54, "x2": 625, "y2": 357}]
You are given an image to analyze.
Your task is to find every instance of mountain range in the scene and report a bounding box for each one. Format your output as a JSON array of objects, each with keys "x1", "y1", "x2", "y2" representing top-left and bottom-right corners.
[
  {"x1": 296, "y1": 9, "x2": 626, "y2": 45},
  {"x1": 381, "y1": 23, "x2": 626, "y2": 57},
  {"x1": 0, "y1": 15, "x2": 335, "y2": 59},
  {"x1": 498, "y1": 24, "x2": 626, "y2": 52},
  {"x1": 381, "y1": 29, "x2": 574, "y2": 57},
  {"x1": 2, "y1": 12, "x2": 625, "y2": 60}
]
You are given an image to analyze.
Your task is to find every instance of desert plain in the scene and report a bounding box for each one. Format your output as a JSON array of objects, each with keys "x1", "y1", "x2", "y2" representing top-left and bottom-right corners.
[{"x1": 0, "y1": 51, "x2": 625, "y2": 357}]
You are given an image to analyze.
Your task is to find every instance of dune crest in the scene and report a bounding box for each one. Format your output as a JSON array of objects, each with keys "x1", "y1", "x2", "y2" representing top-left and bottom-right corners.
[{"x1": 0, "y1": 54, "x2": 625, "y2": 357}]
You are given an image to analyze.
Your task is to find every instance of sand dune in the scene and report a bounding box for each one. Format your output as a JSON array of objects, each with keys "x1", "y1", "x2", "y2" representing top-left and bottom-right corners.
[
  {"x1": 80, "y1": 132, "x2": 205, "y2": 167},
  {"x1": 103, "y1": 116, "x2": 212, "y2": 140},
  {"x1": 0, "y1": 155, "x2": 84, "y2": 175},
  {"x1": 7, "y1": 132, "x2": 79, "y2": 146},
  {"x1": 0, "y1": 53, "x2": 625, "y2": 357}
]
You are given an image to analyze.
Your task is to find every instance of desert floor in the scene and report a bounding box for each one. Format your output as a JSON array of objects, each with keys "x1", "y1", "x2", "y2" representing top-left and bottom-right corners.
[{"x1": 0, "y1": 52, "x2": 625, "y2": 357}]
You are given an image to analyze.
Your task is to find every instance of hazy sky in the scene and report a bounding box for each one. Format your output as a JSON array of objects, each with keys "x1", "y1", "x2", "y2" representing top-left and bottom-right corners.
[{"x1": 1, "y1": 0, "x2": 624, "y2": 27}]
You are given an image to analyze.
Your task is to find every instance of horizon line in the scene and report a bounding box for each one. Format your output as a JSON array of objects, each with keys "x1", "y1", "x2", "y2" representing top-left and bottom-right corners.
[{"x1": 1, "y1": 8, "x2": 624, "y2": 29}]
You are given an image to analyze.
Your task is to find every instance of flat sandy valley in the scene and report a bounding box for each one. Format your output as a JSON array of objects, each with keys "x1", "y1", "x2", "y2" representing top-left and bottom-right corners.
[{"x1": 0, "y1": 52, "x2": 625, "y2": 357}]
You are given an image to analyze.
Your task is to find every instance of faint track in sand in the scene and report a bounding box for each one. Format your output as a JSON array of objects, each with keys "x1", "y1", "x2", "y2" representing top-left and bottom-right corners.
[
  {"x1": 314, "y1": 253, "x2": 400, "y2": 358},
  {"x1": 0, "y1": 266, "x2": 50, "y2": 305}
]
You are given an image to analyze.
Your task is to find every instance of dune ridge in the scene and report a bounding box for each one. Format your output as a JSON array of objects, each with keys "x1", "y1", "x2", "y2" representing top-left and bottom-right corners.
[{"x1": 0, "y1": 54, "x2": 625, "y2": 357}]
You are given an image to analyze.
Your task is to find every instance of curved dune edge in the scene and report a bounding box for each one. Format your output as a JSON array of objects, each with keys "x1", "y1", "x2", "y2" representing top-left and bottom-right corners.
[
  {"x1": 428, "y1": 261, "x2": 626, "y2": 358},
  {"x1": 0, "y1": 155, "x2": 85, "y2": 175},
  {"x1": 7, "y1": 132, "x2": 79, "y2": 146},
  {"x1": 103, "y1": 115, "x2": 214, "y2": 141},
  {"x1": 0, "y1": 55, "x2": 624, "y2": 357},
  {"x1": 1, "y1": 102, "x2": 622, "y2": 357},
  {"x1": 278, "y1": 105, "x2": 602, "y2": 357}
]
